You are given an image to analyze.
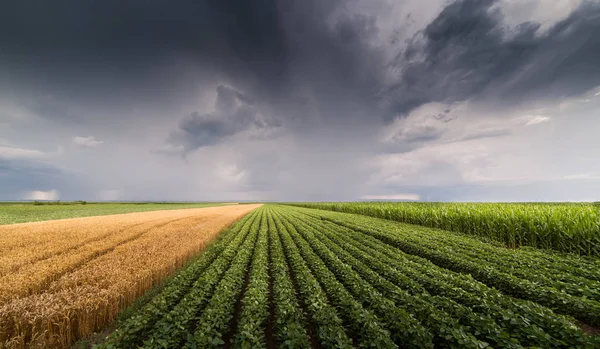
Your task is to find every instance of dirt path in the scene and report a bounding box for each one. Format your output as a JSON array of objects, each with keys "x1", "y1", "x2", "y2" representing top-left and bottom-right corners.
[{"x1": 0, "y1": 204, "x2": 261, "y2": 349}]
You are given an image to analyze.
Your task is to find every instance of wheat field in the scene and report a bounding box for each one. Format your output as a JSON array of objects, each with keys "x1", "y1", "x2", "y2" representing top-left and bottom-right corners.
[{"x1": 0, "y1": 204, "x2": 261, "y2": 349}]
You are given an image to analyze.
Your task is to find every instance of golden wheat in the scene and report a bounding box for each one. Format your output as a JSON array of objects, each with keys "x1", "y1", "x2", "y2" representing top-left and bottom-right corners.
[
  {"x1": 0, "y1": 209, "x2": 214, "y2": 275},
  {"x1": 0, "y1": 204, "x2": 261, "y2": 349}
]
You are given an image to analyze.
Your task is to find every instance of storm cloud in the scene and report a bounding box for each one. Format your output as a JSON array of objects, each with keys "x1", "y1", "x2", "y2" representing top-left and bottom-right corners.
[
  {"x1": 1, "y1": 0, "x2": 600, "y2": 201},
  {"x1": 385, "y1": 0, "x2": 600, "y2": 115},
  {"x1": 167, "y1": 85, "x2": 282, "y2": 153}
]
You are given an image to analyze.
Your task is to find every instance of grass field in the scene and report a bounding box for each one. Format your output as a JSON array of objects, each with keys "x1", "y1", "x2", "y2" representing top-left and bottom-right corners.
[
  {"x1": 0, "y1": 204, "x2": 261, "y2": 349},
  {"x1": 0, "y1": 202, "x2": 234, "y2": 225},
  {"x1": 98, "y1": 205, "x2": 599, "y2": 349}
]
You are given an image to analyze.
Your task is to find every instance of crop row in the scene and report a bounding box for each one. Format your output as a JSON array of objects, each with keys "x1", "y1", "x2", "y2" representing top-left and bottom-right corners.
[
  {"x1": 286, "y1": 202, "x2": 600, "y2": 256},
  {"x1": 265, "y1": 213, "x2": 312, "y2": 348},
  {"x1": 100, "y1": 205, "x2": 599, "y2": 348},
  {"x1": 103, "y1": 207, "x2": 321, "y2": 348},
  {"x1": 274, "y1": 206, "x2": 598, "y2": 348},
  {"x1": 296, "y1": 207, "x2": 600, "y2": 326}
]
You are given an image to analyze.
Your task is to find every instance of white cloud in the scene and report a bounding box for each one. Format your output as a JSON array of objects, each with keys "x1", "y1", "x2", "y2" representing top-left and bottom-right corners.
[
  {"x1": 525, "y1": 115, "x2": 551, "y2": 126},
  {"x1": 498, "y1": 0, "x2": 584, "y2": 31},
  {"x1": 22, "y1": 189, "x2": 60, "y2": 201},
  {"x1": 73, "y1": 136, "x2": 103, "y2": 148},
  {"x1": 362, "y1": 194, "x2": 420, "y2": 201},
  {"x1": 0, "y1": 146, "x2": 47, "y2": 160}
]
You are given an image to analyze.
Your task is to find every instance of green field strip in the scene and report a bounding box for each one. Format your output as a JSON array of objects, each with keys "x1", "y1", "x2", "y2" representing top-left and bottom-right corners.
[{"x1": 0, "y1": 202, "x2": 235, "y2": 225}]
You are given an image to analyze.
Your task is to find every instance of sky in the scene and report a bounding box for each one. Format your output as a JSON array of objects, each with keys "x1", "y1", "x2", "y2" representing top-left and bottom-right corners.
[{"x1": 1, "y1": 0, "x2": 600, "y2": 202}]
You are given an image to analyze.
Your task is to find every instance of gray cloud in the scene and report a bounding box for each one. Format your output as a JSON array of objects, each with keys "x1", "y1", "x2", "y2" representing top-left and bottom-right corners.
[
  {"x1": 0, "y1": 0, "x2": 289, "y2": 116},
  {"x1": 385, "y1": 0, "x2": 600, "y2": 117},
  {"x1": 383, "y1": 124, "x2": 446, "y2": 154},
  {"x1": 0, "y1": 159, "x2": 62, "y2": 198},
  {"x1": 453, "y1": 128, "x2": 512, "y2": 143},
  {"x1": 167, "y1": 85, "x2": 282, "y2": 153},
  {"x1": 1, "y1": 0, "x2": 600, "y2": 201},
  {"x1": 3, "y1": 0, "x2": 598, "y2": 125}
]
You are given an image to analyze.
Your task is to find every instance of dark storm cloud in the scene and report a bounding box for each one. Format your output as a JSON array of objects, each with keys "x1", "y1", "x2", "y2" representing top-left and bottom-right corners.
[
  {"x1": 0, "y1": 0, "x2": 385, "y2": 127},
  {"x1": 385, "y1": 0, "x2": 600, "y2": 116},
  {"x1": 2, "y1": 0, "x2": 600, "y2": 139},
  {"x1": 0, "y1": 0, "x2": 287, "y2": 69},
  {"x1": 167, "y1": 85, "x2": 281, "y2": 153},
  {"x1": 0, "y1": 0, "x2": 289, "y2": 114}
]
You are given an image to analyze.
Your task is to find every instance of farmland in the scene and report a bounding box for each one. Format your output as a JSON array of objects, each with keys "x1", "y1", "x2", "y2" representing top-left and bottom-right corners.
[
  {"x1": 0, "y1": 202, "x2": 234, "y2": 225},
  {"x1": 288, "y1": 202, "x2": 600, "y2": 256},
  {"x1": 0, "y1": 204, "x2": 261, "y2": 349},
  {"x1": 98, "y1": 205, "x2": 600, "y2": 348}
]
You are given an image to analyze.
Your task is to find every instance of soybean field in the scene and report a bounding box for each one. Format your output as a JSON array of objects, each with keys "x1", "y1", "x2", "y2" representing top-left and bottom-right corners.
[{"x1": 99, "y1": 205, "x2": 600, "y2": 349}]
